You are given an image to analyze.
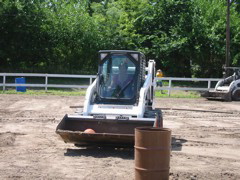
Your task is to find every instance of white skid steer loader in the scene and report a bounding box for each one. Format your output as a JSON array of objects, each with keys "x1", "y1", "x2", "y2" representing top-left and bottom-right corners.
[
  {"x1": 56, "y1": 50, "x2": 162, "y2": 147},
  {"x1": 203, "y1": 67, "x2": 240, "y2": 101}
]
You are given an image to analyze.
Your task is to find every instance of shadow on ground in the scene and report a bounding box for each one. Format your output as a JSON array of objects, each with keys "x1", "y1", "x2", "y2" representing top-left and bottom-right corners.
[
  {"x1": 171, "y1": 137, "x2": 187, "y2": 151},
  {"x1": 64, "y1": 147, "x2": 134, "y2": 159},
  {"x1": 64, "y1": 137, "x2": 187, "y2": 158}
]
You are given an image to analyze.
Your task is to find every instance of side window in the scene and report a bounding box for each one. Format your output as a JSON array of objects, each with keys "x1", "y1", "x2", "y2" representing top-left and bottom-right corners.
[
  {"x1": 101, "y1": 59, "x2": 112, "y2": 87},
  {"x1": 102, "y1": 61, "x2": 107, "y2": 82}
]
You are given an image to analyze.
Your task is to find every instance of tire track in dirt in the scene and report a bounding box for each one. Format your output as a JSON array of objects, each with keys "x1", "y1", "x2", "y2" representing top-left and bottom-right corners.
[{"x1": 0, "y1": 95, "x2": 240, "y2": 180}]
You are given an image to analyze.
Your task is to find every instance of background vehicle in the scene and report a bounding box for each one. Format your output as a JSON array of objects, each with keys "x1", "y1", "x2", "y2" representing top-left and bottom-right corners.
[{"x1": 202, "y1": 67, "x2": 240, "y2": 101}]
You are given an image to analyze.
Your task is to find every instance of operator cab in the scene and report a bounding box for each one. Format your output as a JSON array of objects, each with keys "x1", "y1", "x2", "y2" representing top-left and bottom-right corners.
[{"x1": 96, "y1": 50, "x2": 146, "y2": 105}]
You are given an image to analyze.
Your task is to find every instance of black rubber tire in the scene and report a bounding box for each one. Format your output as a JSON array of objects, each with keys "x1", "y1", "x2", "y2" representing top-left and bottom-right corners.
[{"x1": 232, "y1": 89, "x2": 240, "y2": 101}]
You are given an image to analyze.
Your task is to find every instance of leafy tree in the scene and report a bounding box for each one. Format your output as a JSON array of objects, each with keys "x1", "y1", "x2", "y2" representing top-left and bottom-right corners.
[
  {"x1": 0, "y1": 0, "x2": 240, "y2": 77},
  {"x1": 134, "y1": 0, "x2": 194, "y2": 77},
  {"x1": 0, "y1": 0, "x2": 49, "y2": 72}
]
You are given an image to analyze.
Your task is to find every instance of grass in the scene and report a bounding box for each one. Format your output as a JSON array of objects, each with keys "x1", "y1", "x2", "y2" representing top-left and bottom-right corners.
[
  {"x1": 155, "y1": 90, "x2": 201, "y2": 98},
  {"x1": 0, "y1": 89, "x2": 86, "y2": 96},
  {"x1": 1, "y1": 88, "x2": 201, "y2": 98}
]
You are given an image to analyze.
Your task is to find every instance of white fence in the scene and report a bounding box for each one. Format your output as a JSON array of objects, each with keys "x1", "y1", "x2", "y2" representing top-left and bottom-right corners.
[
  {"x1": 156, "y1": 77, "x2": 222, "y2": 96},
  {"x1": 0, "y1": 73, "x2": 96, "y2": 92},
  {"x1": 0, "y1": 73, "x2": 222, "y2": 95}
]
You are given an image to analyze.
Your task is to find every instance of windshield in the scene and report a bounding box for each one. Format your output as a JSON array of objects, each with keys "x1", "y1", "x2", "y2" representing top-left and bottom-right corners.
[{"x1": 99, "y1": 54, "x2": 137, "y2": 99}]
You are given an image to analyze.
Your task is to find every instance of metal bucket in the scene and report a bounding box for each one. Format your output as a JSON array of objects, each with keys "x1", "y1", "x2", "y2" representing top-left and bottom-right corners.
[
  {"x1": 56, "y1": 115, "x2": 154, "y2": 147},
  {"x1": 135, "y1": 127, "x2": 171, "y2": 180}
]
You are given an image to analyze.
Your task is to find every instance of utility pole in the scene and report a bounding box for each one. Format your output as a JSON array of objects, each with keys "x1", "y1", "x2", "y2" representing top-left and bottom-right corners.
[{"x1": 225, "y1": 0, "x2": 231, "y2": 77}]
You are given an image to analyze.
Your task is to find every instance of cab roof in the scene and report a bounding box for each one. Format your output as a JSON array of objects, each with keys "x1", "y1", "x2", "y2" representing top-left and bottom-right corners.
[{"x1": 99, "y1": 50, "x2": 142, "y2": 54}]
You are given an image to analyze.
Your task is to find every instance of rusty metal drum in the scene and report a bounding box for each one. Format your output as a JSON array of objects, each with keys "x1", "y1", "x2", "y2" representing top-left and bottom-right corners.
[{"x1": 135, "y1": 127, "x2": 171, "y2": 180}]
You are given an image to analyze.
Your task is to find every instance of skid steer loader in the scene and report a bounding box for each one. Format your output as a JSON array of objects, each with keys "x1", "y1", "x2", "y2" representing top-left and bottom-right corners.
[
  {"x1": 202, "y1": 67, "x2": 240, "y2": 101},
  {"x1": 56, "y1": 50, "x2": 163, "y2": 147}
]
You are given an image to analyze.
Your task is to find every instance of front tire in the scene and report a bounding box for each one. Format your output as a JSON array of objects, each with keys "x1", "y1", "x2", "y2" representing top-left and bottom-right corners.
[{"x1": 232, "y1": 89, "x2": 240, "y2": 101}]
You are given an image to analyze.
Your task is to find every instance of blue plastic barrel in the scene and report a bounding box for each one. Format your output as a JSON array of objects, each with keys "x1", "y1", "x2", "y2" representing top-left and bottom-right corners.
[{"x1": 15, "y1": 77, "x2": 26, "y2": 92}]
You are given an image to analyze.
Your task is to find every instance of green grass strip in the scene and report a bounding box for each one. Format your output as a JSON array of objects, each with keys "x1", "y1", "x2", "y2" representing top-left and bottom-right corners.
[
  {"x1": 0, "y1": 89, "x2": 201, "y2": 98},
  {"x1": 0, "y1": 89, "x2": 86, "y2": 96},
  {"x1": 155, "y1": 90, "x2": 201, "y2": 98}
]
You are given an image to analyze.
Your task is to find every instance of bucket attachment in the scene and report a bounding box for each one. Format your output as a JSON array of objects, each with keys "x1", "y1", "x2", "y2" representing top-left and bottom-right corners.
[
  {"x1": 56, "y1": 115, "x2": 154, "y2": 147},
  {"x1": 202, "y1": 91, "x2": 231, "y2": 101}
]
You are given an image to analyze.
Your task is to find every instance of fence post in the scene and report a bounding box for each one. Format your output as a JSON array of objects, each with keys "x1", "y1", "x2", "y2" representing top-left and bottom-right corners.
[
  {"x1": 45, "y1": 74, "x2": 48, "y2": 92},
  {"x1": 89, "y1": 77, "x2": 93, "y2": 85},
  {"x1": 3, "y1": 74, "x2": 6, "y2": 92},
  {"x1": 207, "y1": 80, "x2": 211, "y2": 89},
  {"x1": 168, "y1": 79, "x2": 172, "y2": 96}
]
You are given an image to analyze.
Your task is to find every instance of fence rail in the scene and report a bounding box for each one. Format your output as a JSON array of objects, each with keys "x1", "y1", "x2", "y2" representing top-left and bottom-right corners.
[
  {"x1": 0, "y1": 73, "x2": 222, "y2": 96},
  {"x1": 0, "y1": 73, "x2": 96, "y2": 92},
  {"x1": 156, "y1": 77, "x2": 222, "y2": 96}
]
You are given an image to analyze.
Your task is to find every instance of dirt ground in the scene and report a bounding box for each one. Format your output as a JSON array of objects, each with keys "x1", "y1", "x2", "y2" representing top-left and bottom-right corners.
[{"x1": 0, "y1": 94, "x2": 240, "y2": 180}]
